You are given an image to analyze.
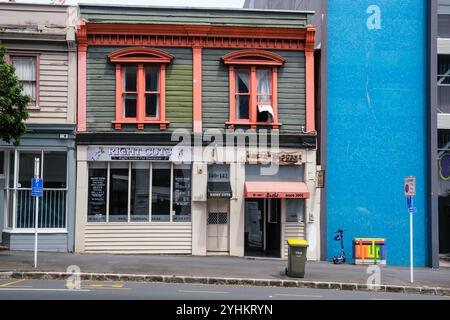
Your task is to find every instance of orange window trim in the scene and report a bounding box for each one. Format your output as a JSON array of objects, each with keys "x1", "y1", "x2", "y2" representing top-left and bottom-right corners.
[
  {"x1": 224, "y1": 50, "x2": 284, "y2": 130},
  {"x1": 109, "y1": 47, "x2": 173, "y2": 131}
]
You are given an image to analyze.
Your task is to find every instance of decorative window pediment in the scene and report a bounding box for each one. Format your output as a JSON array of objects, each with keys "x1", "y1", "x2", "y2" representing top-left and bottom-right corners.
[
  {"x1": 108, "y1": 47, "x2": 174, "y2": 64},
  {"x1": 222, "y1": 50, "x2": 286, "y2": 66}
]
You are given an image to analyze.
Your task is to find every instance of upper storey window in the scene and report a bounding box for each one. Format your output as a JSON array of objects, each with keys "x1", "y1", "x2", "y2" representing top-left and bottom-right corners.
[
  {"x1": 8, "y1": 53, "x2": 40, "y2": 110},
  {"x1": 108, "y1": 48, "x2": 173, "y2": 130},
  {"x1": 222, "y1": 50, "x2": 286, "y2": 130}
]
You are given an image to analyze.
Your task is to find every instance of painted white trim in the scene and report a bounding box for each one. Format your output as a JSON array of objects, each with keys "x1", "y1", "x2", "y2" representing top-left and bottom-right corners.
[
  {"x1": 438, "y1": 38, "x2": 450, "y2": 54},
  {"x1": 3, "y1": 229, "x2": 68, "y2": 234},
  {"x1": 438, "y1": 113, "x2": 450, "y2": 129}
]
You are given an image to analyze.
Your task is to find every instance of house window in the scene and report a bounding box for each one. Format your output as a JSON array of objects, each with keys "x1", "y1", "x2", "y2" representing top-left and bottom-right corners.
[
  {"x1": 222, "y1": 50, "x2": 285, "y2": 130},
  {"x1": 108, "y1": 48, "x2": 173, "y2": 131},
  {"x1": 87, "y1": 162, "x2": 192, "y2": 223},
  {"x1": 8, "y1": 54, "x2": 39, "y2": 109}
]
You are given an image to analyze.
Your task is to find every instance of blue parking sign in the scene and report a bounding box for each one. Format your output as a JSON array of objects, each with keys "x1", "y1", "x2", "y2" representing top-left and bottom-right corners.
[{"x1": 31, "y1": 179, "x2": 43, "y2": 197}]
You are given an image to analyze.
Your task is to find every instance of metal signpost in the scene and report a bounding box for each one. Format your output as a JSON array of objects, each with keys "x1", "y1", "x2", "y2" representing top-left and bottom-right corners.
[
  {"x1": 31, "y1": 158, "x2": 43, "y2": 269},
  {"x1": 404, "y1": 176, "x2": 416, "y2": 283}
]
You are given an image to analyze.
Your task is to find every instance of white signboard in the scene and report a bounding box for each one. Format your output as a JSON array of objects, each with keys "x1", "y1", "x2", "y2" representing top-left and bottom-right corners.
[
  {"x1": 404, "y1": 176, "x2": 416, "y2": 197},
  {"x1": 87, "y1": 146, "x2": 192, "y2": 162}
]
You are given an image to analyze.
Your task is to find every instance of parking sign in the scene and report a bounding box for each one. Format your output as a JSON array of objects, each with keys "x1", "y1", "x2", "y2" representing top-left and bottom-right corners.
[{"x1": 404, "y1": 176, "x2": 416, "y2": 197}]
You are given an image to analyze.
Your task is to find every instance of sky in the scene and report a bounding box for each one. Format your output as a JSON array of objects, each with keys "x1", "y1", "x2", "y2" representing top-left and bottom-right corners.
[{"x1": 2, "y1": 0, "x2": 245, "y2": 8}]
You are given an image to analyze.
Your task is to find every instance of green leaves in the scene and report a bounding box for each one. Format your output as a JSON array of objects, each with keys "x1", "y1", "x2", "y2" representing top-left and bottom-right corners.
[{"x1": 0, "y1": 42, "x2": 30, "y2": 146}]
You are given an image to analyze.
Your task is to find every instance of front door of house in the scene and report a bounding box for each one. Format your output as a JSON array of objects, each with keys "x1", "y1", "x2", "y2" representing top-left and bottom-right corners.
[
  {"x1": 206, "y1": 199, "x2": 230, "y2": 253},
  {"x1": 244, "y1": 198, "x2": 281, "y2": 258}
]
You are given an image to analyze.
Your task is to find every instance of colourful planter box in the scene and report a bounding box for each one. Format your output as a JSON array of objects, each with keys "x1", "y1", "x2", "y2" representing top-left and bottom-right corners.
[{"x1": 353, "y1": 238, "x2": 386, "y2": 265}]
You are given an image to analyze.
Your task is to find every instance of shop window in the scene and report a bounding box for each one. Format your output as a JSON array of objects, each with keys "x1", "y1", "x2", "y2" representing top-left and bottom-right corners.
[
  {"x1": 286, "y1": 199, "x2": 305, "y2": 223},
  {"x1": 109, "y1": 162, "x2": 129, "y2": 222},
  {"x1": 108, "y1": 48, "x2": 173, "y2": 131},
  {"x1": 43, "y1": 151, "x2": 67, "y2": 188},
  {"x1": 173, "y1": 164, "x2": 192, "y2": 222},
  {"x1": 88, "y1": 163, "x2": 108, "y2": 223},
  {"x1": 222, "y1": 50, "x2": 285, "y2": 130},
  {"x1": 18, "y1": 152, "x2": 41, "y2": 188},
  {"x1": 8, "y1": 53, "x2": 39, "y2": 109},
  {"x1": 131, "y1": 162, "x2": 150, "y2": 222},
  {"x1": 151, "y1": 163, "x2": 171, "y2": 222},
  {"x1": 87, "y1": 162, "x2": 192, "y2": 223},
  {"x1": 6, "y1": 150, "x2": 68, "y2": 230}
]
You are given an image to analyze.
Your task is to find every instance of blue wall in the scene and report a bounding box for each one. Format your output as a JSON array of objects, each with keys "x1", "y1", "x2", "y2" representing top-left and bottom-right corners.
[{"x1": 327, "y1": 1, "x2": 428, "y2": 266}]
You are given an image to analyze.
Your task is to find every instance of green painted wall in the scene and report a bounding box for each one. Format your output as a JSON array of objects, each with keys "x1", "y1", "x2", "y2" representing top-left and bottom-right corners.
[
  {"x1": 202, "y1": 49, "x2": 306, "y2": 133},
  {"x1": 80, "y1": 5, "x2": 311, "y2": 28},
  {"x1": 86, "y1": 46, "x2": 193, "y2": 132}
]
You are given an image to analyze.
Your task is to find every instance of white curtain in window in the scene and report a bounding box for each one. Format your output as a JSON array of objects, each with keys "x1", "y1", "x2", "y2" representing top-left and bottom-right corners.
[
  {"x1": 257, "y1": 69, "x2": 271, "y2": 100},
  {"x1": 236, "y1": 69, "x2": 249, "y2": 93},
  {"x1": 11, "y1": 57, "x2": 36, "y2": 101}
]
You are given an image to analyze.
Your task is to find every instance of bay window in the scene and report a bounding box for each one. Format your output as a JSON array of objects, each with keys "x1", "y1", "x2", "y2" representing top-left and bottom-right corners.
[
  {"x1": 87, "y1": 162, "x2": 192, "y2": 223},
  {"x1": 222, "y1": 50, "x2": 285, "y2": 130},
  {"x1": 108, "y1": 48, "x2": 173, "y2": 130}
]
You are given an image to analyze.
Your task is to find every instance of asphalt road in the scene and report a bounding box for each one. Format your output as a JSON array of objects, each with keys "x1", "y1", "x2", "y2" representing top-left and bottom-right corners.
[{"x1": 0, "y1": 278, "x2": 447, "y2": 300}]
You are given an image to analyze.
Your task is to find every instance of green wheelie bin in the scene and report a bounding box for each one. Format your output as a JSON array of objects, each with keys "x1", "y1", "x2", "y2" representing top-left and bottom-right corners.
[{"x1": 285, "y1": 239, "x2": 309, "y2": 278}]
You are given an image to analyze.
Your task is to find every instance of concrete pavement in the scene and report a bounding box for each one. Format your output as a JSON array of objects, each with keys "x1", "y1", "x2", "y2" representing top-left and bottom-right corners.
[{"x1": 1, "y1": 251, "x2": 450, "y2": 297}]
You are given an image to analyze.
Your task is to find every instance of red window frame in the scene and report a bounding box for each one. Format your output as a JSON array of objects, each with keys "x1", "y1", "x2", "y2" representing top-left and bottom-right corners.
[
  {"x1": 6, "y1": 52, "x2": 40, "y2": 110},
  {"x1": 222, "y1": 50, "x2": 285, "y2": 130},
  {"x1": 108, "y1": 48, "x2": 173, "y2": 131}
]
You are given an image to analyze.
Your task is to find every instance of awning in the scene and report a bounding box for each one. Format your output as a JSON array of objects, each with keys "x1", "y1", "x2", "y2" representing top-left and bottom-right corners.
[
  {"x1": 244, "y1": 181, "x2": 310, "y2": 199},
  {"x1": 207, "y1": 181, "x2": 232, "y2": 199}
]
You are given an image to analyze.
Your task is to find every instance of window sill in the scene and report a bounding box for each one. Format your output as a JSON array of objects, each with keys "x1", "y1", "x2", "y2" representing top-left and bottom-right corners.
[
  {"x1": 26, "y1": 105, "x2": 40, "y2": 111},
  {"x1": 112, "y1": 120, "x2": 170, "y2": 131},
  {"x1": 225, "y1": 121, "x2": 282, "y2": 130}
]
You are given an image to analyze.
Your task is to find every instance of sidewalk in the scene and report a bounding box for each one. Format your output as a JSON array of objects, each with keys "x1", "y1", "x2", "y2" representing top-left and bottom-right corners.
[{"x1": 1, "y1": 251, "x2": 450, "y2": 295}]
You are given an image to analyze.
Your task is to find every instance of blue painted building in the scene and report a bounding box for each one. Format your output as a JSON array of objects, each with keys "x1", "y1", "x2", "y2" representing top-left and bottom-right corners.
[
  {"x1": 246, "y1": 0, "x2": 436, "y2": 267},
  {"x1": 327, "y1": 1, "x2": 428, "y2": 267}
]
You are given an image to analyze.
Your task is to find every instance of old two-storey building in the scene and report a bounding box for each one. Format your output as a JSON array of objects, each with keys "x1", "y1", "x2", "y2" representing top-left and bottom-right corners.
[
  {"x1": 0, "y1": 3, "x2": 77, "y2": 252},
  {"x1": 74, "y1": 5, "x2": 321, "y2": 260}
]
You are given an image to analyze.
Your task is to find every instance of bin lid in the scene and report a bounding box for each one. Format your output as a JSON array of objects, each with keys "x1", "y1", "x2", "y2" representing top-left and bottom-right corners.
[{"x1": 287, "y1": 239, "x2": 308, "y2": 246}]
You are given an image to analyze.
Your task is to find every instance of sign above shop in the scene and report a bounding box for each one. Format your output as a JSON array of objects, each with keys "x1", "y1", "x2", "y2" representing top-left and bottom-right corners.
[
  {"x1": 246, "y1": 151, "x2": 304, "y2": 165},
  {"x1": 87, "y1": 146, "x2": 192, "y2": 162}
]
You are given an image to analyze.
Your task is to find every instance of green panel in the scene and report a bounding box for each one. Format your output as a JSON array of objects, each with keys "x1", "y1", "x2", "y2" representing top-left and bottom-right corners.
[
  {"x1": 202, "y1": 49, "x2": 306, "y2": 133},
  {"x1": 86, "y1": 46, "x2": 192, "y2": 132},
  {"x1": 80, "y1": 6, "x2": 311, "y2": 28}
]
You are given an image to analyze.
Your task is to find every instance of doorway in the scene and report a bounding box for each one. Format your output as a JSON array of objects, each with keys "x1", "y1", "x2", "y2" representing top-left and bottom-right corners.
[
  {"x1": 244, "y1": 198, "x2": 281, "y2": 258},
  {"x1": 439, "y1": 196, "x2": 450, "y2": 267},
  {"x1": 206, "y1": 199, "x2": 230, "y2": 253}
]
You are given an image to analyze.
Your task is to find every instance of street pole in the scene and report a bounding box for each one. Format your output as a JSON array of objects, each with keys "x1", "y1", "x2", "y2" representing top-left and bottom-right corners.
[
  {"x1": 34, "y1": 157, "x2": 40, "y2": 269},
  {"x1": 410, "y1": 197, "x2": 414, "y2": 283}
]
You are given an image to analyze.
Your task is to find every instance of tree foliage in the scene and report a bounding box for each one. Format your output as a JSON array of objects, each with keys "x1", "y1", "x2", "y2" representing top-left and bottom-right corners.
[{"x1": 0, "y1": 42, "x2": 30, "y2": 146}]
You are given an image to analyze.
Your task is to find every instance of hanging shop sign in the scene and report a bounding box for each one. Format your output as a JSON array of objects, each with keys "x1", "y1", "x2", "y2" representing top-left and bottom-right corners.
[
  {"x1": 246, "y1": 151, "x2": 304, "y2": 165},
  {"x1": 87, "y1": 146, "x2": 192, "y2": 162}
]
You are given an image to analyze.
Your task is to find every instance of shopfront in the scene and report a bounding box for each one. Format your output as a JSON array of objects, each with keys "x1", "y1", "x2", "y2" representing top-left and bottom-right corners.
[
  {"x1": 243, "y1": 156, "x2": 310, "y2": 258},
  {"x1": 75, "y1": 145, "x2": 194, "y2": 254},
  {"x1": 0, "y1": 126, "x2": 76, "y2": 252}
]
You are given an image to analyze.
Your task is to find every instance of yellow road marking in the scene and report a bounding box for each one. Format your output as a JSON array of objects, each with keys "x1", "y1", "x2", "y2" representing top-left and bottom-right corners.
[
  {"x1": 89, "y1": 284, "x2": 104, "y2": 288},
  {"x1": 112, "y1": 284, "x2": 124, "y2": 288},
  {"x1": 178, "y1": 290, "x2": 229, "y2": 294},
  {"x1": 0, "y1": 279, "x2": 26, "y2": 287},
  {"x1": 275, "y1": 293, "x2": 323, "y2": 298},
  {"x1": 81, "y1": 286, "x2": 132, "y2": 291}
]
